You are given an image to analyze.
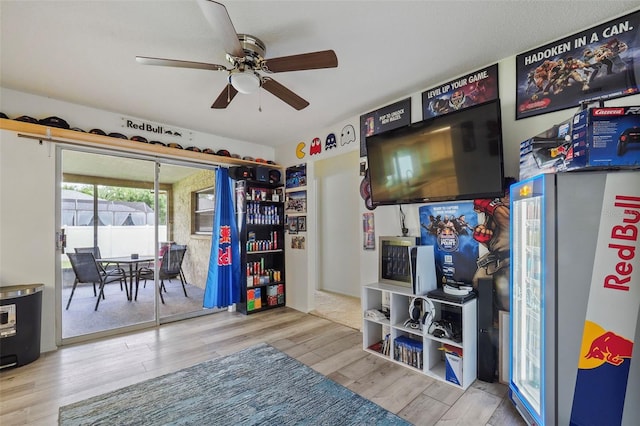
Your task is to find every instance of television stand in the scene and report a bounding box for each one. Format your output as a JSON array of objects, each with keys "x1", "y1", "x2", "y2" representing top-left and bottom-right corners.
[{"x1": 362, "y1": 282, "x2": 477, "y2": 389}]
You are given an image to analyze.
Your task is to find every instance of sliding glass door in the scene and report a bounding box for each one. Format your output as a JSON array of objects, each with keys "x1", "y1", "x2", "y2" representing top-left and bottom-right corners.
[
  {"x1": 60, "y1": 150, "x2": 158, "y2": 340},
  {"x1": 59, "y1": 148, "x2": 220, "y2": 343}
]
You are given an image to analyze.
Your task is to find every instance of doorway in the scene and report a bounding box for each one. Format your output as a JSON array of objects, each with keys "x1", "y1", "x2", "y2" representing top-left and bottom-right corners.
[
  {"x1": 314, "y1": 150, "x2": 360, "y2": 297},
  {"x1": 59, "y1": 148, "x2": 220, "y2": 342}
]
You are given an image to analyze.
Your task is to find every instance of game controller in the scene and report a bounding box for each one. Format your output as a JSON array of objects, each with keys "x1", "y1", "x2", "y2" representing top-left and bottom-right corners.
[
  {"x1": 443, "y1": 284, "x2": 472, "y2": 296},
  {"x1": 428, "y1": 320, "x2": 454, "y2": 339}
]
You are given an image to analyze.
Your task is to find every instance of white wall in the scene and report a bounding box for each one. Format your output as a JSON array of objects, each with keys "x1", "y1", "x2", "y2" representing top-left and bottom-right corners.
[
  {"x1": 0, "y1": 88, "x2": 275, "y2": 159},
  {"x1": 0, "y1": 130, "x2": 57, "y2": 351},
  {"x1": 0, "y1": 88, "x2": 274, "y2": 352},
  {"x1": 275, "y1": 54, "x2": 640, "y2": 314}
]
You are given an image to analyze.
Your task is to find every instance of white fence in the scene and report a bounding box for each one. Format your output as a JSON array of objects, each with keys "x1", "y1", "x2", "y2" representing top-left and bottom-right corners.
[{"x1": 64, "y1": 225, "x2": 168, "y2": 258}]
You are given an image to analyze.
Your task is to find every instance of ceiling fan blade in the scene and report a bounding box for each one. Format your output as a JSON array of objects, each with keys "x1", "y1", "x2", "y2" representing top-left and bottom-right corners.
[
  {"x1": 211, "y1": 84, "x2": 239, "y2": 109},
  {"x1": 261, "y1": 77, "x2": 309, "y2": 110},
  {"x1": 197, "y1": 0, "x2": 244, "y2": 57},
  {"x1": 263, "y1": 50, "x2": 338, "y2": 73},
  {"x1": 136, "y1": 56, "x2": 227, "y2": 71}
]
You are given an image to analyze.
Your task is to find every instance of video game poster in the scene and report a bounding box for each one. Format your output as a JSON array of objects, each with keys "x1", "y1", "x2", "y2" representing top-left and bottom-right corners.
[
  {"x1": 419, "y1": 201, "x2": 479, "y2": 287},
  {"x1": 363, "y1": 212, "x2": 375, "y2": 250},
  {"x1": 421, "y1": 64, "x2": 499, "y2": 119},
  {"x1": 285, "y1": 163, "x2": 307, "y2": 189},
  {"x1": 359, "y1": 98, "x2": 411, "y2": 157},
  {"x1": 516, "y1": 10, "x2": 640, "y2": 120}
]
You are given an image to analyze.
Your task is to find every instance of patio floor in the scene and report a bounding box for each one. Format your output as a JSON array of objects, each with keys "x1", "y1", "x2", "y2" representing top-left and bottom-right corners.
[{"x1": 62, "y1": 269, "x2": 209, "y2": 338}]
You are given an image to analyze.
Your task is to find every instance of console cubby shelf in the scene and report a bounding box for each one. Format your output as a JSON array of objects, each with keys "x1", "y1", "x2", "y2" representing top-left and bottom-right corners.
[{"x1": 362, "y1": 282, "x2": 477, "y2": 390}]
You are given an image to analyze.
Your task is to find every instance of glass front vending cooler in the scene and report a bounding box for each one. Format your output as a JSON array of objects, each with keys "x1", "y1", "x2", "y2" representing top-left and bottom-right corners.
[{"x1": 510, "y1": 177, "x2": 546, "y2": 425}]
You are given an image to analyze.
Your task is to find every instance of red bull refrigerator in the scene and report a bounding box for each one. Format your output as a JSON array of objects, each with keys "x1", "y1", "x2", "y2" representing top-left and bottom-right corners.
[{"x1": 509, "y1": 170, "x2": 640, "y2": 426}]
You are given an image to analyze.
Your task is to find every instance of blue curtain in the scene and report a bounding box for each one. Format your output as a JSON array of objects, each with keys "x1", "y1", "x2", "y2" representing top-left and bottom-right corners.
[{"x1": 203, "y1": 167, "x2": 240, "y2": 308}]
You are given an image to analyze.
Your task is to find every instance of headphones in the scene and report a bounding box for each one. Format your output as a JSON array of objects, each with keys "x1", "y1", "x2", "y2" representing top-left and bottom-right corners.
[{"x1": 405, "y1": 296, "x2": 435, "y2": 331}]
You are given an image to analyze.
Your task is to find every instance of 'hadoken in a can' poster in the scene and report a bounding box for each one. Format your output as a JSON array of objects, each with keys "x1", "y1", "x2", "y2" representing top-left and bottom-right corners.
[{"x1": 516, "y1": 10, "x2": 640, "y2": 120}]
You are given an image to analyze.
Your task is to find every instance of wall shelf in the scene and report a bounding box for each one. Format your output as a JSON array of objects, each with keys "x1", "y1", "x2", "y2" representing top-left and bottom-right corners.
[
  {"x1": 236, "y1": 179, "x2": 286, "y2": 314},
  {"x1": 0, "y1": 118, "x2": 283, "y2": 170}
]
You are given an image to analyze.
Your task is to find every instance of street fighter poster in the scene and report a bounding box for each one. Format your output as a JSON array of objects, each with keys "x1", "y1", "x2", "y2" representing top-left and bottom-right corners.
[
  {"x1": 421, "y1": 64, "x2": 499, "y2": 119},
  {"x1": 419, "y1": 201, "x2": 479, "y2": 287},
  {"x1": 516, "y1": 10, "x2": 640, "y2": 120},
  {"x1": 420, "y1": 195, "x2": 512, "y2": 314},
  {"x1": 359, "y1": 97, "x2": 411, "y2": 157}
]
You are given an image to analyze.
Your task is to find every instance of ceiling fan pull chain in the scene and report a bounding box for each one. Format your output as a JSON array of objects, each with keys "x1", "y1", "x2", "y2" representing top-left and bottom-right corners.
[{"x1": 258, "y1": 87, "x2": 262, "y2": 112}]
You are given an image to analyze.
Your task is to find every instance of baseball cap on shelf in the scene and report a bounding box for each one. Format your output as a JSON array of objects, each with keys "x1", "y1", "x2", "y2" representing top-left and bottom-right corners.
[
  {"x1": 130, "y1": 136, "x2": 148, "y2": 143},
  {"x1": 255, "y1": 158, "x2": 267, "y2": 163},
  {"x1": 149, "y1": 140, "x2": 166, "y2": 146},
  {"x1": 14, "y1": 115, "x2": 39, "y2": 124},
  {"x1": 216, "y1": 149, "x2": 231, "y2": 157},
  {"x1": 167, "y1": 143, "x2": 183, "y2": 149},
  {"x1": 0, "y1": 112, "x2": 9, "y2": 119},
  {"x1": 108, "y1": 132, "x2": 128, "y2": 139},
  {"x1": 268, "y1": 169, "x2": 282, "y2": 184},
  {"x1": 242, "y1": 156, "x2": 255, "y2": 161},
  {"x1": 70, "y1": 127, "x2": 86, "y2": 132},
  {"x1": 89, "y1": 128, "x2": 107, "y2": 136},
  {"x1": 231, "y1": 153, "x2": 240, "y2": 159},
  {"x1": 185, "y1": 146, "x2": 202, "y2": 152},
  {"x1": 202, "y1": 148, "x2": 216, "y2": 155},
  {"x1": 39, "y1": 116, "x2": 70, "y2": 129},
  {"x1": 229, "y1": 166, "x2": 254, "y2": 180}
]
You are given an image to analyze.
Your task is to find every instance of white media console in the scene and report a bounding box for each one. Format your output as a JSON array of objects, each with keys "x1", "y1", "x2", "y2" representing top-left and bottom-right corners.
[{"x1": 362, "y1": 282, "x2": 477, "y2": 389}]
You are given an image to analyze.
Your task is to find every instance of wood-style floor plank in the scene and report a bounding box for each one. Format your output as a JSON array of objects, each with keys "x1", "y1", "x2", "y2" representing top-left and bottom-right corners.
[{"x1": 0, "y1": 307, "x2": 525, "y2": 426}]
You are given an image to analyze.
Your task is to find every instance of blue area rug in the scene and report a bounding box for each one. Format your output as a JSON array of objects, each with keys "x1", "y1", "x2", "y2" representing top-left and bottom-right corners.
[{"x1": 58, "y1": 343, "x2": 409, "y2": 425}]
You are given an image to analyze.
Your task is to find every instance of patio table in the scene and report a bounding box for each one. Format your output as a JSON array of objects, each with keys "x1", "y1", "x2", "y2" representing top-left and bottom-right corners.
[{"x1": 96, "y1": 256, "x2": 155, "y2": 301}]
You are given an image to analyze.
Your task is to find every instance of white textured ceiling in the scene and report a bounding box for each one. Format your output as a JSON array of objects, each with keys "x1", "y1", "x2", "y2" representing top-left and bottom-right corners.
[{"x1": 1, "y1": 1, "x2": 638, "y2": 147}]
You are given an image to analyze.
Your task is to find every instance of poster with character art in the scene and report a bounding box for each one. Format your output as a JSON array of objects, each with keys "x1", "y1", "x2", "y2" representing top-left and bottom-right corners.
[
  {"x1": 421, "y1": 64, "x2": 499, "y2": 119},
  {"x1": 516, "y1": 10, "x2": 640, "y2": 119},
  {"x1": 419, "y1": 201, "x2": 480, "y2": 287},
  {"x1": 421, "y1": 194, "x2": 512, "y2": 317}
]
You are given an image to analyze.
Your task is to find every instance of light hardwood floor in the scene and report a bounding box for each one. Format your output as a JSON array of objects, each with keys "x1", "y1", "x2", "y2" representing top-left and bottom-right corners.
[{"x1": 0, "y1": 307, "x2": 525, "y2": 425}]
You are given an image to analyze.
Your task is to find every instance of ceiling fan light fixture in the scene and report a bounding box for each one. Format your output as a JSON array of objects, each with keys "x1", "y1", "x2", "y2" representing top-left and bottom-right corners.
[{"x1": 230, "y1": 70, "x2": 261, "y2": 94}]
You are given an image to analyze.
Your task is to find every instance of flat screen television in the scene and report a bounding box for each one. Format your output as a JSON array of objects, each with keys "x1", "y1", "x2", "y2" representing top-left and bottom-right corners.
[{"x1": 365, "y1": 99, "x2": 504, "y2": 205}]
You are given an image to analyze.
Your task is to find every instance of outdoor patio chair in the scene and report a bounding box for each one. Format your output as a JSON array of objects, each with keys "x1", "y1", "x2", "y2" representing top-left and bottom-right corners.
[
  {"x1": 66, "y1": 252, "x2": 129, "y2": 311},
  {"x1": 75, "y1": 246, "x2": 127, "y2": 291},
  {"x1": 136, "y1": 246, "x2": 188, "y2": 304},
  {"x1": 172, "y1": 244, "x2": 188, "y2": 284}
]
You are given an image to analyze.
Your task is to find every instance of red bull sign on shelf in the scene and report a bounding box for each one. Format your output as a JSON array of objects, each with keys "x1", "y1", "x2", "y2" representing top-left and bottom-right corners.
[{"x1": 571, "y1": 174, "x2": 640, "y2": 426}]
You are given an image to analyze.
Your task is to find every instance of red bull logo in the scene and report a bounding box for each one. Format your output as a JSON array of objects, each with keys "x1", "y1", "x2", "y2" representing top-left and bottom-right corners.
[
  {"x1": 571, "y1": 321, "x2": 635, "y2": 426},
  {"x1": 585, "y1": 330, "x2": 633, "y2": 367},
  {"x1": 579, "y1": 321, "x2": 634, "y2": 369}
]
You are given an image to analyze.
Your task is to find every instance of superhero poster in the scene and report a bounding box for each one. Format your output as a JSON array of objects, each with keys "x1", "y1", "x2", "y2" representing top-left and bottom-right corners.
[
  {"x1": 421, "y1": 64, "x2": 499, "y2": 120},
  {"x1": 516, "y1": 10, "x2": 640, "y2": 120},
  {"x1": 359, "y1": 97, "x2": 411, "y2": 157},
  {"x1": 419, "y1": 201, "x2": 479, "y2": 287}
]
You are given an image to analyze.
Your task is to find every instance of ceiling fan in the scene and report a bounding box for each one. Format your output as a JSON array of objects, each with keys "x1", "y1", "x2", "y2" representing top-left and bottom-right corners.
[{"x1": 136, "y1": 0, "x2": 338, "y2": 110}]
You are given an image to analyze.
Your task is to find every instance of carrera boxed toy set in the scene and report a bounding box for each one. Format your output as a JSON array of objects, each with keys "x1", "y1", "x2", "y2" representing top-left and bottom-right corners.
[
  {"x1": 519, "y1": 117, "x2": 573, "y2": 180},
  {"x1": 565, "y1": 106, "x2": 640, "y2": 170},
  {"x1": 520, "y1": 105, "x2": 640, "y2": 180}
]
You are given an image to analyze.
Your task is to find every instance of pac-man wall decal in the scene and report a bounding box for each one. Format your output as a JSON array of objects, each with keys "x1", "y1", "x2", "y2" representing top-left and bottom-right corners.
[
  {"x1": 296, "y1": 141, "x2": 306, "y2": 159},
  {"x1": 325, "y1": 133, "x2": 337, "y2": 150},
  {"x1": 310, "y1": 137, "x2": 322, "y2": 155},
  {"x1": 340, "y1": 124, "x2": 356, "y2": 145}
]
